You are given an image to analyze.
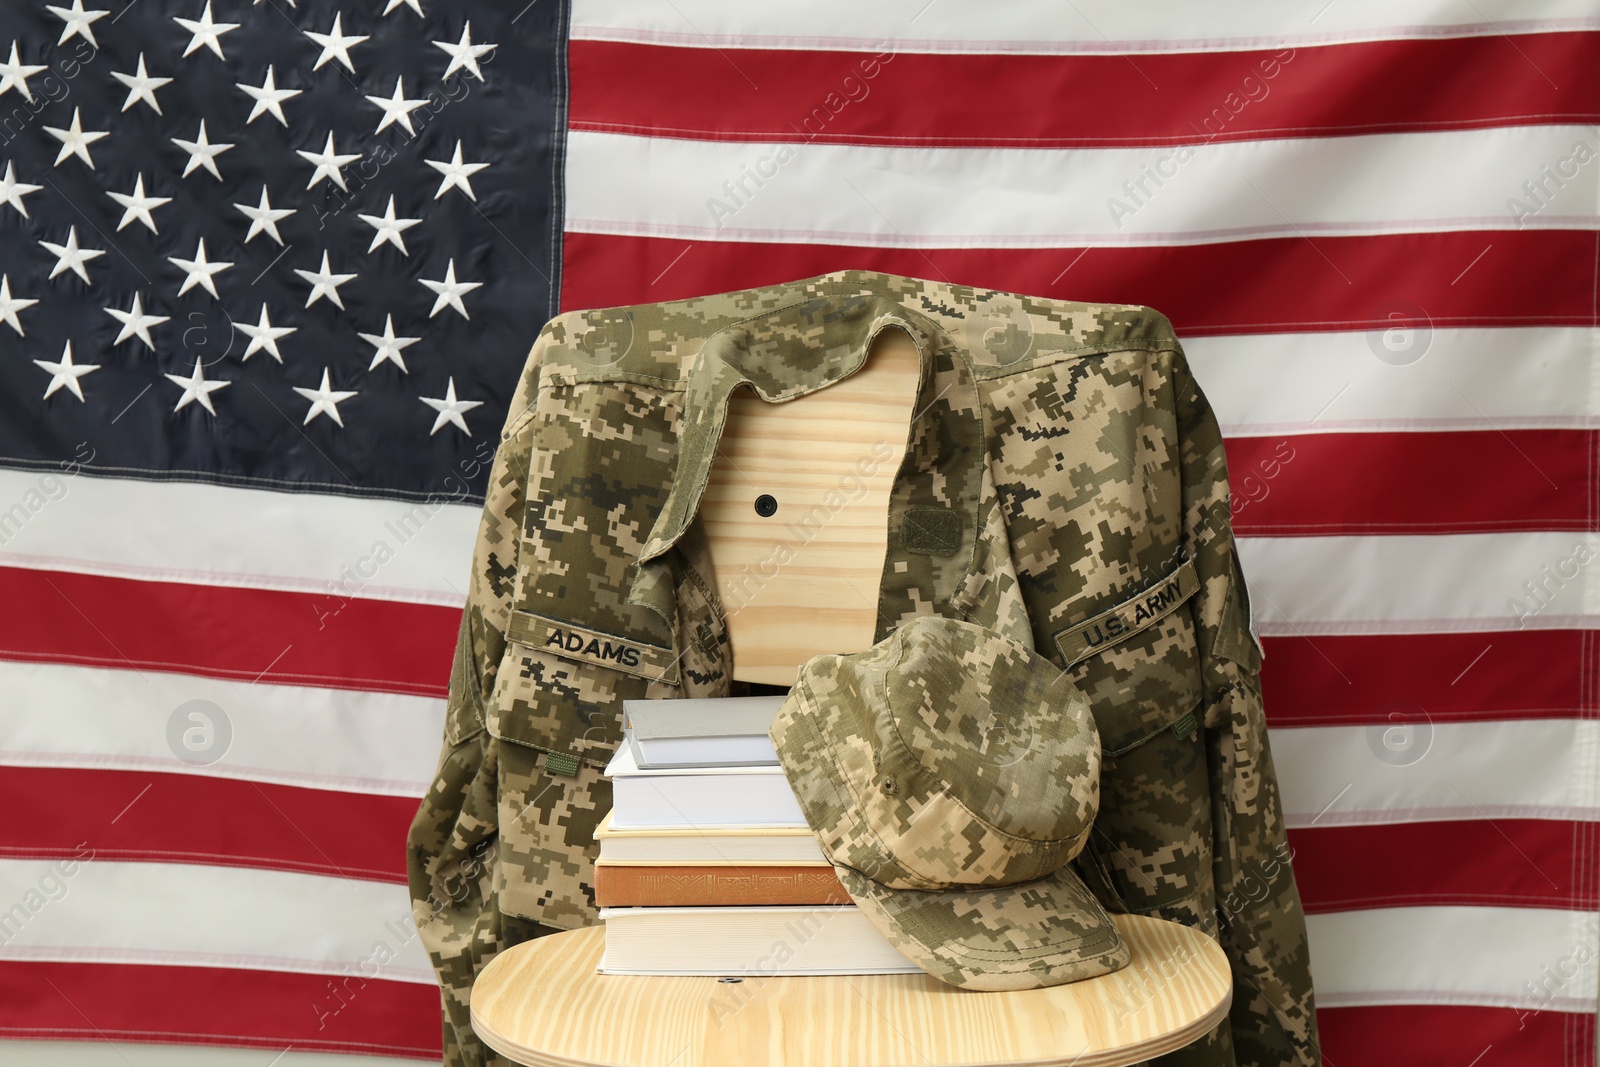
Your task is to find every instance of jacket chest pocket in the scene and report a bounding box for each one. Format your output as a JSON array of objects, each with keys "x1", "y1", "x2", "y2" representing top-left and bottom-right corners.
[{"x1": 487, "y1": 609, "x2": 678, "y2": 930}]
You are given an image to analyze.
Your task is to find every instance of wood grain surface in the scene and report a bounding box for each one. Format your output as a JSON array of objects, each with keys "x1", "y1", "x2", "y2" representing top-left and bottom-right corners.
[
  {"x1": 471, "y1": 913, "x2": 1232, "y2": 1067},
  {"x1": 699, "y1": 326, "x2": 920, "y2": 686}
]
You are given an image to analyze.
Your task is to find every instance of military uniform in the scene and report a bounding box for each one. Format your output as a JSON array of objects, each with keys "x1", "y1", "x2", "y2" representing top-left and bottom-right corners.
[{"x1": 406, "y1": 270, "x2": 1319, "y2": 1066}]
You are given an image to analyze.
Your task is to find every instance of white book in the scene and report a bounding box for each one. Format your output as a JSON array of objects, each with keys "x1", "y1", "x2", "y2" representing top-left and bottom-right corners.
[
  {"x1": 603, "y1": 739, "x2": 806, "y2": 830},
  {"x1": 594, "y1": 812, "x2": 827, "y2": 864},
  {"x1": 597, "y1": 905, "x2": 920, "y2": 976},
  {"x1": 623, "y1": 695, "x2": 785, "y2": 769}
]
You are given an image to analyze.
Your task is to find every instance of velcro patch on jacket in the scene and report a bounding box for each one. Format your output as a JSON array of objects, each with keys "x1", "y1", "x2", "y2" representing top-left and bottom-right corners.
[
  {"x1": 901, "y1": 505, "x2": 962, "y2": 556},
  {"x1": 506, "y1": 610, "x2": 680, "y2": 684},
  {"x1": 1052, "y1": 558, "x2": 1200, "y2": 668}
]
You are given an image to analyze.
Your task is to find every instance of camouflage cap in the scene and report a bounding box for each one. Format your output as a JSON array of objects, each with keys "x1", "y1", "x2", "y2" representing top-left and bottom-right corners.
[{"x1": 769, "y1": 615, "x2": 1130, "y2": 991}]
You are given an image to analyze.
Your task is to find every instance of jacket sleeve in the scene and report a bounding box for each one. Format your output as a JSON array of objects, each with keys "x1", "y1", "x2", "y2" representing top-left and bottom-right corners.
[
  {"x1": 1174, "y1": 349, "x2": 1322, "y2": 1067},
  {"x1": 405, "y1": 343, "x2": 545, "y2": 1067}
]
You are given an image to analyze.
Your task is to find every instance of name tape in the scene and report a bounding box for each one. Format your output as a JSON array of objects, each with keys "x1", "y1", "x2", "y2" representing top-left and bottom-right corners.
[{"x1": 506, "y1": 610, "x2": 680, "y2": 684}]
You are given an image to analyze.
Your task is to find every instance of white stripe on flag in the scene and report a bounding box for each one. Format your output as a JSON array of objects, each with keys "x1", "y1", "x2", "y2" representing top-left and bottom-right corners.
[
  {"x1": 564, "y1": 126, "x2": 1600, "y2": 245},
  {"x1": 570, "y1": 0, "x2": 1599, "y2": 53},
  {"x1": 1276, "y1": 718, "x2": 1600, "y2": 826},
  {"x1": 1307, "y1": 906, "x2": 1599, "y2": 1011},
  {"x1": 1237, "y1": 532, "x2": 1600, "y2": 634},
  {"x1": 1184, "y1": 327, "x2": 1600, "y2": 435},
  {"x1": 0, "y1": 469, "x2": 480, "y2": 601},
  {"x1": 0, "y1": 859, "x2": 433, "y2": 984},
  {"x1": 0, "y1": 661, "x2": 443, "y2": 797},
  {"x1": 4, "y1": 655, "x2": 1596, "y2": 824},
  {"x1": 5, "y1": 858, "x2": 1596, "y2": 1016}
]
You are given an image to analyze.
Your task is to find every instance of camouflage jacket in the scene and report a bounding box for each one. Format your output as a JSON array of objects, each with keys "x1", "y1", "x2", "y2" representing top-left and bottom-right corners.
[{"x1": 406, "y1": 270, "x2": 1319, "y2": 1067}]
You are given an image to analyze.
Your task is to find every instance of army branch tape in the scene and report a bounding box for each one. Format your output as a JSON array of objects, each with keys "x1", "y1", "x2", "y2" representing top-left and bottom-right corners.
[{"x1": 1052, "y1": 558, "x2": 1200, "y2": 668}]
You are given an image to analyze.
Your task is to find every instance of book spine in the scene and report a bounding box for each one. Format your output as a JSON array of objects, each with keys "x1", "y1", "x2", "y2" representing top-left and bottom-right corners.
[{"x1": 593, "y1": 865, "x2": 852, "y2": 907}]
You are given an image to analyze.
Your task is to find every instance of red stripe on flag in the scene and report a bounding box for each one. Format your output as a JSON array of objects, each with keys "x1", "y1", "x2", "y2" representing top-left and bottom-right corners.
[
  {"x1": 1317, "y1": 1003, "x2": 1593, "y2": 1067},
  {"x1": 0, "y1": 767, "x2": 415, "y2": 883},
  {"x1": 0, "y1": 961, "x2": 441, "y2": 1059},
  {"x1": 1225, "y1": 432, "x2": 1595, "y2": 536},
  {"x1": 0, "y1": 567, "x2": 457, "y2": 697},
  {"x1": 570, "y1": 33, "x2": 1600, "y2": 147},
  {"x1": 560, "y1": 230, "x2": 1594, "y2": 335},
  {"x1": 1289, "y1": 821, "x2": 1597, "y2": 913},
  {"x1": 1260, "y1": 631, "x2": 1590, "y2": 727}
]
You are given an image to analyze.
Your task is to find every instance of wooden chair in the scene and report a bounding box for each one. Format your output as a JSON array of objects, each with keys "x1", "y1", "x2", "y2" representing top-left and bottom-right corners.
[{"x1": 469, "y1": 326, "x2": 1233, "y2": 1066}]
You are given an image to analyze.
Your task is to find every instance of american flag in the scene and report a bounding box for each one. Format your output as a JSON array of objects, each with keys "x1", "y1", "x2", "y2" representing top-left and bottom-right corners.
[{"x1": 2, "y1": 2, "x2": 1597, "y2": 1066}]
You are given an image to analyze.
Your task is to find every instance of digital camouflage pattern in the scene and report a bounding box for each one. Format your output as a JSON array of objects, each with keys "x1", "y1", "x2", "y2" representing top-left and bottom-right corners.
[
  {"x1": 406, "y1": 269, "x2": 1320, "y2": 1067},
  {"x1": 770, "y1": 613, "x2": 1130, "y2": 991}
]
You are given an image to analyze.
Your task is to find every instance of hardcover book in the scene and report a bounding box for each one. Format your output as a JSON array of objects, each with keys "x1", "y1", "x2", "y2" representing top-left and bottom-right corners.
[
  {"x1": 602, "y1": 740, "x2": 805, "y2": 829},
  {"x1": 593, "y1": 863, "x2": 849, "y2": 907},
  {"x1": 594, "y1": 812, "x2": 827, "y2": 864},
  {"x1": 622, "y1": 695, "x2": 785, "y2": 769},
  {"x1": 596, "y1": 905, "x2": 919, "y2": 976}
]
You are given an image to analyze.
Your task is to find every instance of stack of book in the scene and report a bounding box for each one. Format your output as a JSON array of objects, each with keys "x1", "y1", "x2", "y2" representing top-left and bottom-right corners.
[{"x1": 595, "y1": 695, "x2": 919, "y2": 976}]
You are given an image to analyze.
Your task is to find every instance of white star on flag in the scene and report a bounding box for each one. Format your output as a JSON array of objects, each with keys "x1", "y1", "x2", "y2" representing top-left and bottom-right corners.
[
  {"x1": 0, "y1": 275, "x2": 39, "y2": 336},
  {"x1": 237, "y1": 65, "x2": 302, "y2": 127},
  {"x1": 294, "y1": 251, "x2": 358, "y2": 309},
  {"x1": 172, "y1": 119, "x2": 234, "y2": 180},
  {"x1": 306, "y1": 13, "x2": 369, "y2": 73},
  {"x1": 419, "y1": 258, "x2": 482, "y2": 319},
  {"x1": 420, "y1": 376, "x2": 483, "y2": 435},
  {"x1": 234, "y1": 185, "x2": 294, "y2": 245},
  {"x1": 384, "y1": 0, "x2": 424, "y2": 16},
  {"x1": 359, "y1": 313, "x2": 420, "y2": 371},
  {"x1": 107, "y1": 174, "x2": 172, "y2": 234},
  {"x1": 40, "y1": 226, "x2": 105, "y2": 283},
  {"x1": 426, "y1": 140, "x2": 488, "y2": 201},
  {"x1": 365, "y1": 76, "x2": 428, "y2": 136},
  {"x1": 296, "y1": 131, "x2": 361, "y2": 191},
  {"x1": 104, "y1": 292, "x2": 170, "y2": 350},
  {"x1": 33, "y1": 340, "x2": 100, "y2": 401},
  {"x1": 164, "y1": 358, "x2": 232, "y2": 415},
  {"x1": 357, "y1": 195, "x2": 421, "y2": 255},
  {"x1": 0, "y1": 160, "x2": 43, "y2": 218},
  {"x1": 44, "y1": 107, "x2": 108, "y2": 169},
  {"x1": 174, "y1": 1, "x2": 240, "y2": 60},
  {"x1": 168, "y1": 237, "x2": 234, "y2": 298},
  {"x1": 434, "y1": 21, "x2": 495, "y2": 82},
  {"x1": 235, "y1": 304, "x2": 297, "y2": 363},
  {"x1": 111, "y1": 53, "x2": 172, "y2": 114},
  {"x1": 0, "y1": 42, "x2": 48, "y2": 102},
  {"x1": 46, "y1": 1, "x2": 109, "y2": 50},
  {"x1": 293, "y1": 367, "x2": 357, "y2": 426}
]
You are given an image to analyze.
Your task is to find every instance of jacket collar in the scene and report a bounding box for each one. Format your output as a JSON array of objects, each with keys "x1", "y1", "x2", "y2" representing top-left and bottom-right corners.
[{"x1": 632, "y1": 283, "x2": 991, "y2": 629}]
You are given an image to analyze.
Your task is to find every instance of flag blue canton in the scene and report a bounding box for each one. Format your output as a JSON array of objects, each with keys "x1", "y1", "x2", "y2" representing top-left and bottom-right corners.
[{"x1": 0, "y1": 0, "x2": 563, "y2": 502}]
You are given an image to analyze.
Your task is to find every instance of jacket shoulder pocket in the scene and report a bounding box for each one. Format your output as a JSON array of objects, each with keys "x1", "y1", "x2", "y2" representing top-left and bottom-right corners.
[
  {"x1": 489, "y1": 609, "x2": 673, "y2": 769},
  {"x1": 1050, "y1": 556, "x2": 1203, "y2": 755},
  {"x1": 487, "y1": 612, "x2": 671, "y2": 930}
]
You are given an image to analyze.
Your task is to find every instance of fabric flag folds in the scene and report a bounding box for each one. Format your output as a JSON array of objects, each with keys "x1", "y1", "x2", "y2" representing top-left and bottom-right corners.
[{"x1": 0, "y1": 1, "x2": 1596, "y2": 1066}]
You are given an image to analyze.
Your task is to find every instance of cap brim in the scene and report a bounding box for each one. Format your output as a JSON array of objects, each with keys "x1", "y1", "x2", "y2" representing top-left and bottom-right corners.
[{"x1": 834, "y1": 862, "x2": 1130, "y2": 992}]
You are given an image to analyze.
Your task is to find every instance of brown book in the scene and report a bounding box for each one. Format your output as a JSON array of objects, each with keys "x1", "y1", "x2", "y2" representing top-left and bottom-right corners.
[{"x1": 593, "y1": 864, "x2": 852, "y2": 907}]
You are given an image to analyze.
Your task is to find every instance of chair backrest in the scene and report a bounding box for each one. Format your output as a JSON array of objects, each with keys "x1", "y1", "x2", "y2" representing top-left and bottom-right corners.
[{"x1": 699, "y1": 326, "x2": 920, "y2": 684}]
